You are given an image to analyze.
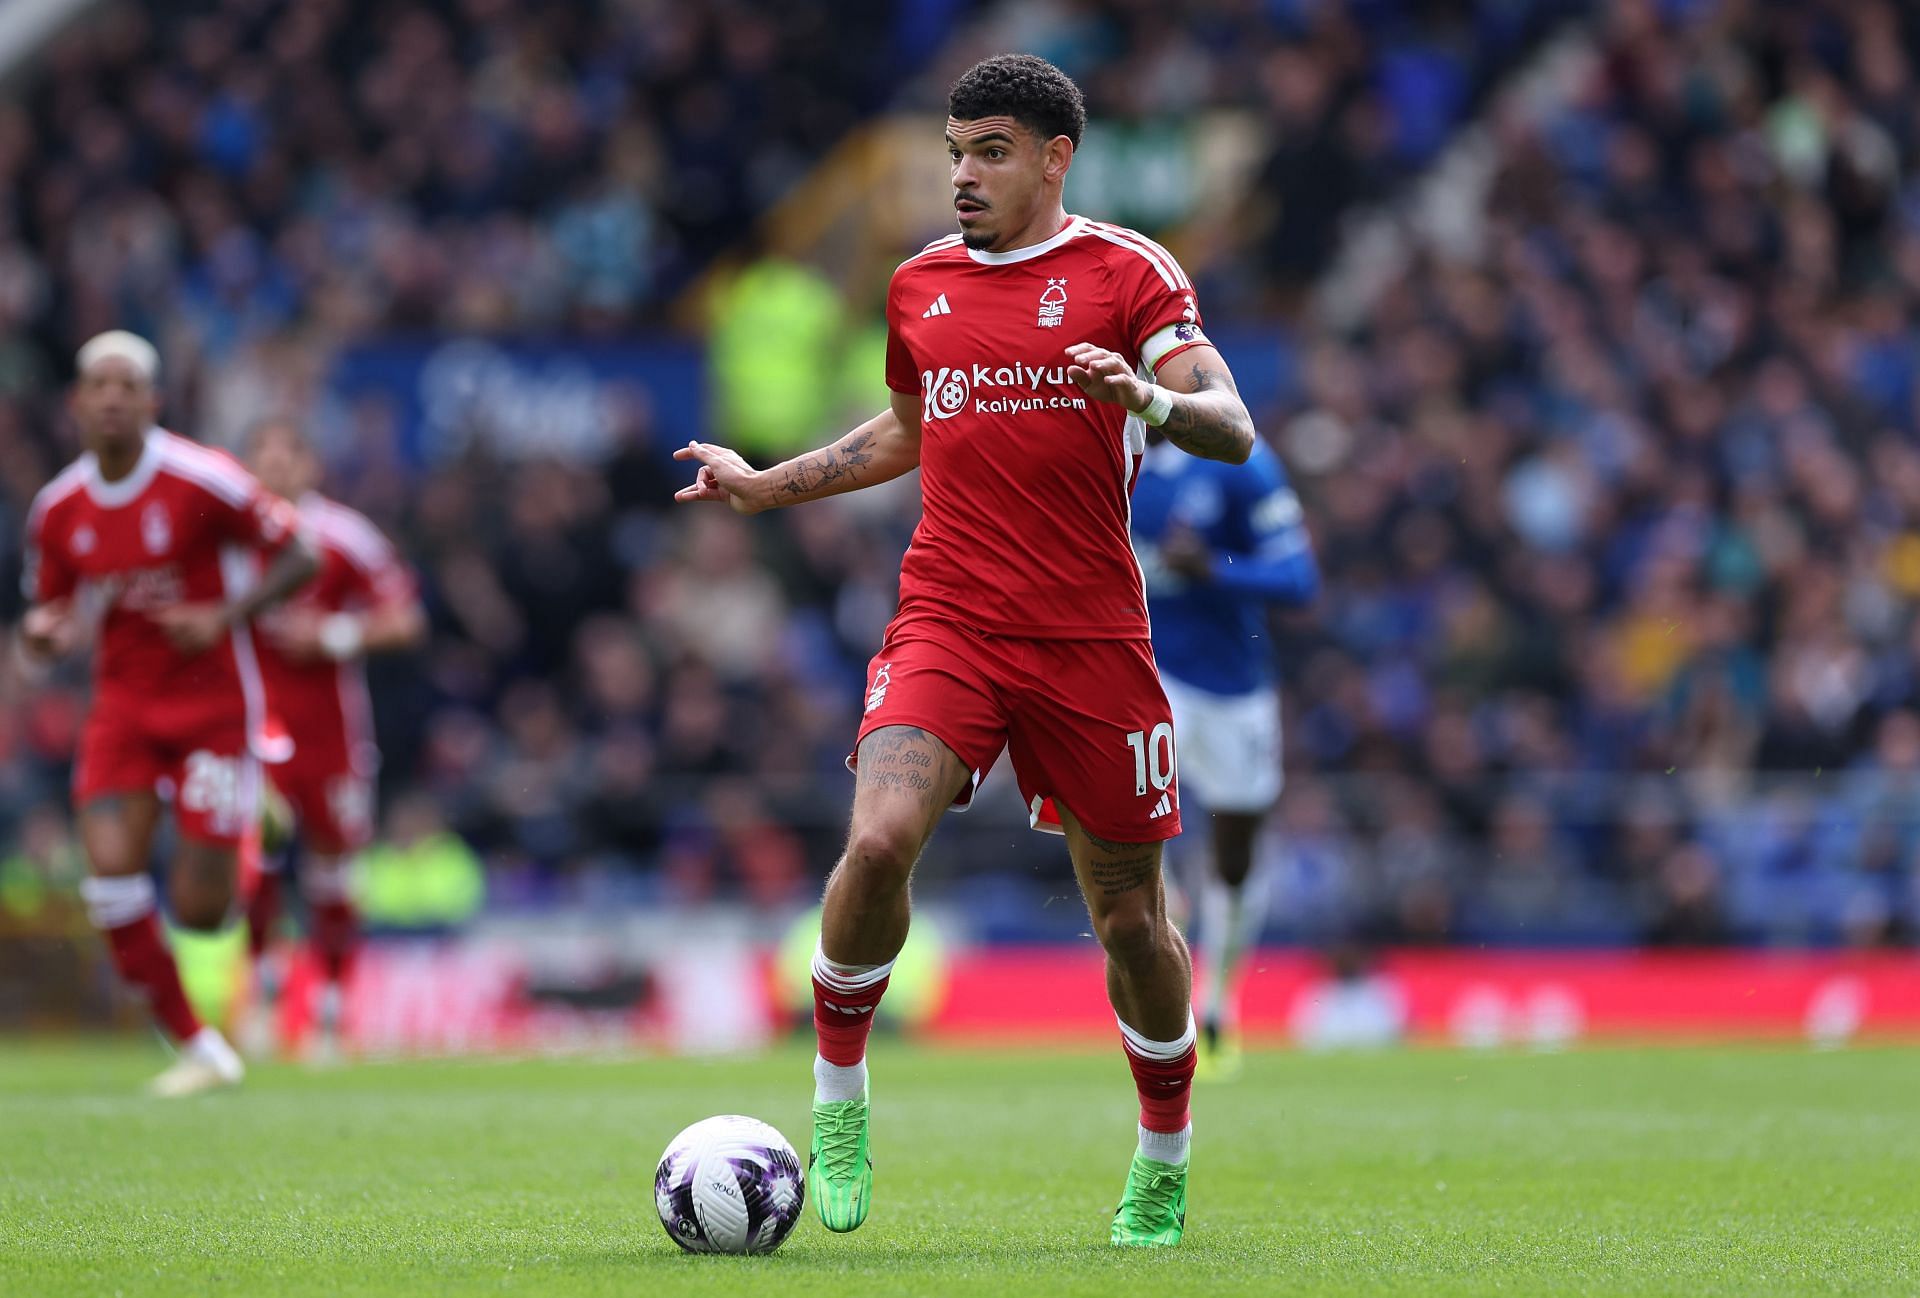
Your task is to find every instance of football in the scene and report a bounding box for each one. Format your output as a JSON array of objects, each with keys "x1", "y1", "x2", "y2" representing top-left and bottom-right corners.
[{"x1": 654, "y1": 1115, "x2": 806, "y2": 1255}]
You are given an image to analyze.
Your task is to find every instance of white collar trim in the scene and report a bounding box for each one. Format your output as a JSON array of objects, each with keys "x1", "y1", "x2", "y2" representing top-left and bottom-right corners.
[
  {"x1": 82, "y1": 427, "x2": 164, "y2": 508},
  {"x1": 964, "y1": 215, "x2": 1085, "y2": 265}
]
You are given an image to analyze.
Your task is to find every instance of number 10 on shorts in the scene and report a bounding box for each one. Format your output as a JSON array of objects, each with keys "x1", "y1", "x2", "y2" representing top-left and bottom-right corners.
[{"x1": 1126, "y1": 723, "x2": 1176, "y2": 796}]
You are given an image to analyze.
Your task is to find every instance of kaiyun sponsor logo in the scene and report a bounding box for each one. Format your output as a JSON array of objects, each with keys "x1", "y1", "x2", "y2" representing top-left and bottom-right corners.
[{"x1": 920, "y1": 361, "x2": 1088, "y2": 421}]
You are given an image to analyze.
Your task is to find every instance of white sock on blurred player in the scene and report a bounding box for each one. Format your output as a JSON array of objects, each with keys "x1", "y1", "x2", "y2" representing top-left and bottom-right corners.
[
  {"x1": 1201, "y1": 862, "x2": 1270, "y2": 1031},
  {"x1": 150, "y1": 1025, "x2": 245, "y2": 1098}
]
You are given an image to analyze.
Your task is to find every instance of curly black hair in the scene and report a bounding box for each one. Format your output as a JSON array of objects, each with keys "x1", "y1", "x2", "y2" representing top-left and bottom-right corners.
[{"x1": 947, "y1": 54, "x2": 1087, "y2": 149}]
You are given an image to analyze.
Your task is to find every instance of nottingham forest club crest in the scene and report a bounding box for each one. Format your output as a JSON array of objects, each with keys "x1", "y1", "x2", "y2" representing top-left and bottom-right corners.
[
  {"x1": 1038, "y1": 278, "x2": 1067, "y2": 328},
  {"x1": 141, "y1": 501, "x2": 172, "y2": 555}
]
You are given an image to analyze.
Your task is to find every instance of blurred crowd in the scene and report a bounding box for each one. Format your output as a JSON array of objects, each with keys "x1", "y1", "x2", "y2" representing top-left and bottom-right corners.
[
  {"x1": 1270, "y1": 0, "x2": 1920, "y2": 946},
  {"x1": 3, "y1": 0, "x2": 1920, "y2": 948},
  {"x1": 1002, "y1": 0, "x2": 1587, "y2": 303},
  {"x1": 0, "y1": 0, "x2": 945, "y2": 385}
]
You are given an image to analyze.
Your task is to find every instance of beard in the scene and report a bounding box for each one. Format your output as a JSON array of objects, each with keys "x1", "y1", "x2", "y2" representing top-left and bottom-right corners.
[{"x1": 960, "y1": 230, "x2": 995, "y2": 250}]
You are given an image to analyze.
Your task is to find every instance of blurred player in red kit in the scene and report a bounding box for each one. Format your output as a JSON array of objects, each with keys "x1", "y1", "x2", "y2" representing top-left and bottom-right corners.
[
  {"x1": 19, "y1": 331, "x2": 319, "y2": 1096},
  {"x1": 675, "y1": 55, "x2": 1256, "y2": 1246},
  {"x1": 239, "y1": 419, "x2": 425, "y2": 1060}
]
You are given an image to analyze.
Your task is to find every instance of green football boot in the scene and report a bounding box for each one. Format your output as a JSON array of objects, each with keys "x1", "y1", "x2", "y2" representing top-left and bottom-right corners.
[
  {"x1": 808, "y1": 1084, "x2": 873, "y2": 1232},
  {"x1": 1110, "y1": 1150, "x2": 1188, "y2": 1247}
]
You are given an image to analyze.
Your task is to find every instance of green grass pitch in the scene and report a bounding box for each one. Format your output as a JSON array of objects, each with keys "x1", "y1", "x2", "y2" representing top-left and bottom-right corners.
[{"x1": 3, "y1": 1040, "x2": 1916, "y2": 1296}]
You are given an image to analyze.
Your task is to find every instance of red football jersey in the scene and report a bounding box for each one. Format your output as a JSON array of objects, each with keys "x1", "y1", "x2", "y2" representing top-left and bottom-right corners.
[
  {"x1": 24, "y1": 427, "x2": 300, "y2": 719},
  {"x1": 884, "y1": 215, "x2": 1211, "y2": 639},
  {"x1": 254, "y1": 493, "x2": 415, "y2": 750}
]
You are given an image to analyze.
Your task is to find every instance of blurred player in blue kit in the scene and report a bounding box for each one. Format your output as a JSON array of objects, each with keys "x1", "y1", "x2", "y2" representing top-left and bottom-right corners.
[{"x1": 1131, "y1": 424, "x2": 1318, "y2": 1075}]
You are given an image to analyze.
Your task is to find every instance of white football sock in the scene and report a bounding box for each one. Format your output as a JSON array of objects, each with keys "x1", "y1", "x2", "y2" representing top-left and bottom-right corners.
[
  {"x1": 316, "y1": 983, "x2": 344, "y2": 1029},
  {"x1": 186, "y1": 1026, "x2": 244, "y2": 1081},
  {"x1": 1138, "y1": 1122, "x2": 1192, "y2": 1166},
  {"x1": 1201, "y1": 864, "x2": 1272, "y2": 1030},
  {"x1": 813, "y1": 1054, "x2": 867, "y2": 1105}
]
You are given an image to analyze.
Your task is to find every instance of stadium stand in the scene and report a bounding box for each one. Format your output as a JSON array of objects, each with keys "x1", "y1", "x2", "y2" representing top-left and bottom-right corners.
[{"x1": 0, "y1": 0, "x2": 1915, "y2": 950}]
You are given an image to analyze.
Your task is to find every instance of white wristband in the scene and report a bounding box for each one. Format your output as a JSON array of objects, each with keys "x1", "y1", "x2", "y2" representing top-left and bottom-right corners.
[
  {"x1": 1140, "y1": 384, "x2": 1174, "y2": 427},
  {"x1": 318, "y1": 613, "x2": 365, "y2": 661}
]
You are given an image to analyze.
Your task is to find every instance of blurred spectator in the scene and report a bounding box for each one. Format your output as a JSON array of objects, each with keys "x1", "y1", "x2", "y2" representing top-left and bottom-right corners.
[
  {"x1": 0, "y1": 803, "x2": 85, "y2": 921},
  {"x1": 709, "y1": 252, "x2": 846, "y2": 461},
  {"x1": 358, "y1": 793, "x2": 487, "y2": 931}
]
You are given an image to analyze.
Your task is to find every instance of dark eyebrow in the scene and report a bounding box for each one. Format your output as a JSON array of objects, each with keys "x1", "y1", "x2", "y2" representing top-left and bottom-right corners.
[{"x1": 947, "y1": 131, "x2": 1014, "y2": 148}]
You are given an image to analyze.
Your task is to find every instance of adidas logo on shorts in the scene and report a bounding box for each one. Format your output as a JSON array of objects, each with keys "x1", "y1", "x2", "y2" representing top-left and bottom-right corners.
[{"x1": 1147, "y1": 793, "x2": 1173, "y2": 820}]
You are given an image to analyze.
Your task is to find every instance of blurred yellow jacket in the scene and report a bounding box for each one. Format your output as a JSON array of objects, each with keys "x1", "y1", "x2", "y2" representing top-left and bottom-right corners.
[
  {"x1": 710, "y1": 257, "x2": 845, "y2": 461},
  {"x1": 356, "y1": 832, "x2": 487, "y2": 929}
]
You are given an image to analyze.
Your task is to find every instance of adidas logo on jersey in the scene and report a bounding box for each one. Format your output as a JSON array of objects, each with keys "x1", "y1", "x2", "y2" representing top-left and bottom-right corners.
[
  {"x1": 922, "y1": 293, "x2": 953, "y2": 319},
  {"x1": 1148, "y1": 793, "x2": 1173, "y2": 820}
]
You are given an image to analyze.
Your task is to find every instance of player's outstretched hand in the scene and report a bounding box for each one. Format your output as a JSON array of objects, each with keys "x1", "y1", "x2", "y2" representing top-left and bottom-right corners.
[
  {"x1": 152, "y1": 602, "x2": 231, "y2": 655},
  {"x1": 20, "y1": 601, "x2": 77, "y2": 661},
  {"x1": 673, "y1": 441, "x2": 767, "y2": 515},
  {"x1": 1065, "y1": 342, "x2": 1150, "y2": 413}
]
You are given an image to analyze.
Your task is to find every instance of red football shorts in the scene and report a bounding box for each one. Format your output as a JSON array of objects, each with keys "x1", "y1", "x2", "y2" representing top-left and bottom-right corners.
[
  {"x1": 75, "y1": 693, "x2": 260, "y2": 846},
  {"x1": 269, "y1": 714, "x2": 375, "y2": 855},
  {"x1": 851, "y1": 617, "x2": 1181, "y2": 843}
]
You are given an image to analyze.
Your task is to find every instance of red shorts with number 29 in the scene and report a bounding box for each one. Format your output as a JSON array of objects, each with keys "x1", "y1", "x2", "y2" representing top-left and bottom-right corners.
[
  {"x1": 850, "y1": 616, "x2": 1181, "y2": 843},
  {"x1": 75, "y1": 692, "x2": 259, "y2": 846}
]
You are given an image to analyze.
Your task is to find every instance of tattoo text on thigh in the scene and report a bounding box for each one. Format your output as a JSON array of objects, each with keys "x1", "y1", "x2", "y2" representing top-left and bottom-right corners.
[
  {"x1": 80, "y1": 794, "x2": 136, "y2": 821},
  {"x1": 1086, "y1": 837, "x2": 1159, "y2": 897},
  {"x1": 858, "y1": 727, "x2": 956, "y2": 805}
]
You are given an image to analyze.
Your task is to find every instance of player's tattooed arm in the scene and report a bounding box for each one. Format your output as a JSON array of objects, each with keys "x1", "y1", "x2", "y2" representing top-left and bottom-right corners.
[
  {"x1": 674, "y1": 390, "x2": 923, "y2": 513},
  {"x1": 157, "y1": 529, "x2": 320, "y2": 654},
  {"x1": 777, "y1": 428, "x2": 878, "y2": 499},
  {"x1": 1156, "y1": 355, "x2": 1256, "y2": 465},
  {"x1": 234, "y1": 531, "x2": 321, "y2": 621},
  {"x1": 1065, "y1": 341, "x2": 1254, "y2": 464}
]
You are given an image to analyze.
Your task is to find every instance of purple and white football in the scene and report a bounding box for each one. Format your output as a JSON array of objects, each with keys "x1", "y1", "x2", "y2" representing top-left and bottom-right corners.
[{"x1": 655, "y1": 1115, "x2": 806, "y2": 1254}]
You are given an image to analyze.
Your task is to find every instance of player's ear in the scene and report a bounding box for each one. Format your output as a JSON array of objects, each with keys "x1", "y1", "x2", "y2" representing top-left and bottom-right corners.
[{"x1": 1044, "y1": 135, "x2": 1073, "y2": 184}]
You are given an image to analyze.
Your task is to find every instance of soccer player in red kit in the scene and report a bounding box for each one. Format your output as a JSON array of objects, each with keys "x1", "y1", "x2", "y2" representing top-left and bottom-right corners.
[
  {"x1": 675, "y1": 55, "x2": 1255, "y2": 1246},
  {"x1": 19, "y1": 331, "x2": 319, "y2": 1096},
  {"x1": 240, "y1": 419, "x2": 425, "y2": 1059}
]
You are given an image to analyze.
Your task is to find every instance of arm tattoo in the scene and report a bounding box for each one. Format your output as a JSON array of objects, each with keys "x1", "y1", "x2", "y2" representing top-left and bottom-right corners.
[
  {"x1": 779, "y1": 429, "x2": 877, "y2": 498},
  {"x1": 1080, "y1": 831, "x2": 1162, "y2": 897},
  {"x1": 232, "y1": 534, "x2": 320, "y2": 622},
  {"x1": 1160, "y1": 361, "x2": 1254, "y2": 463}
]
